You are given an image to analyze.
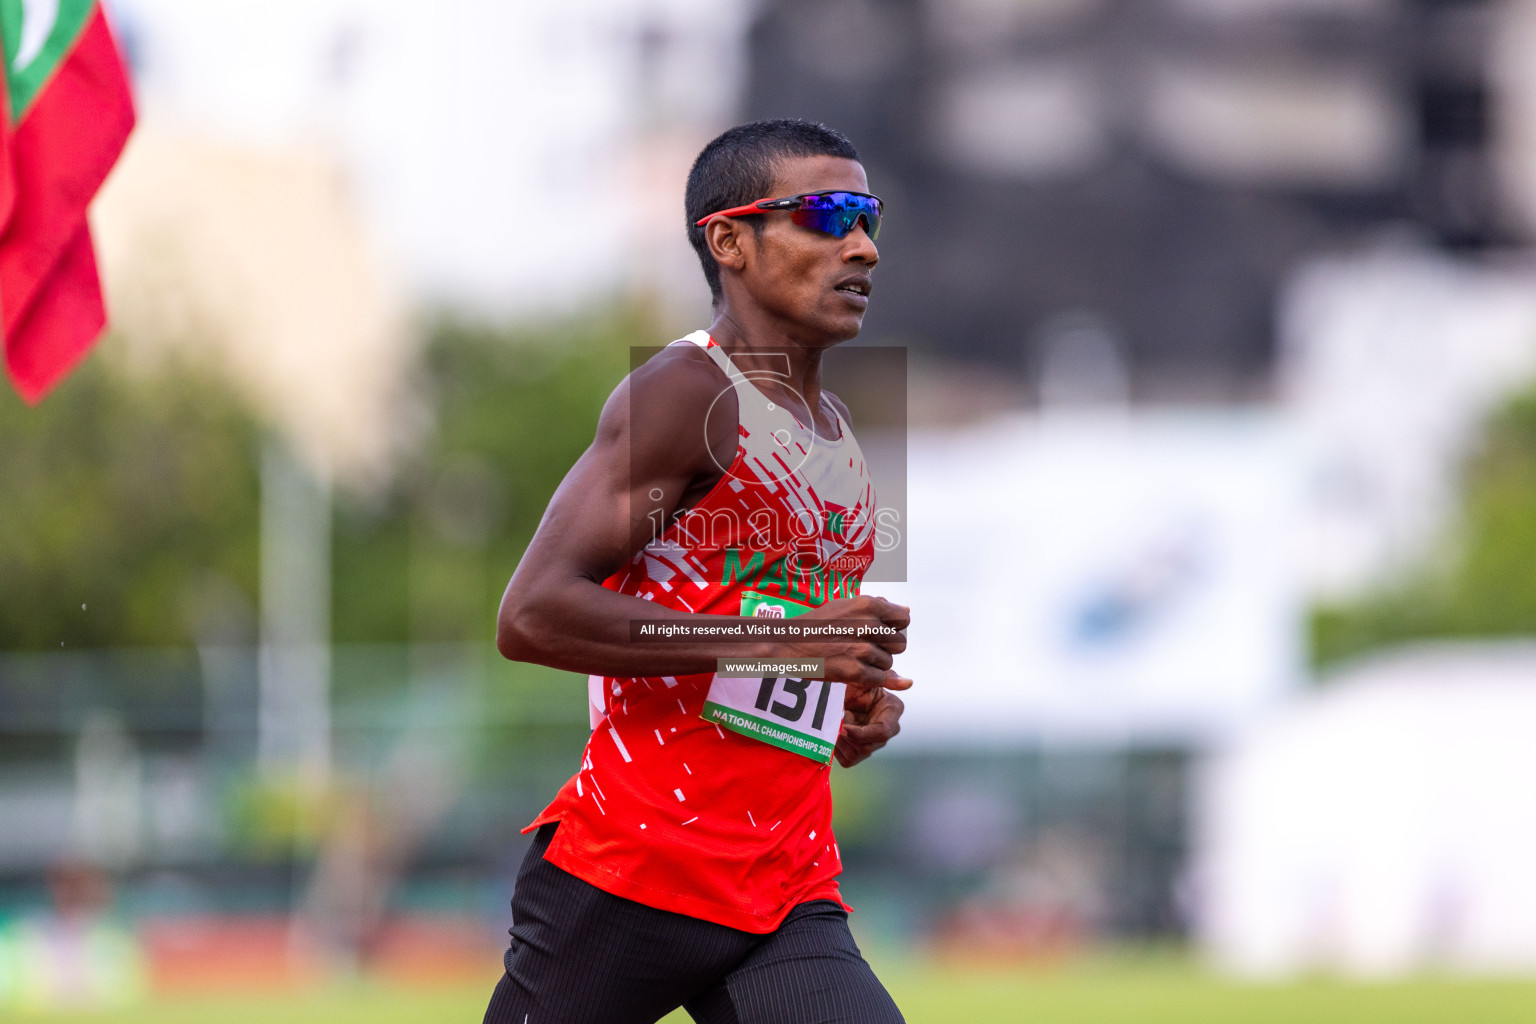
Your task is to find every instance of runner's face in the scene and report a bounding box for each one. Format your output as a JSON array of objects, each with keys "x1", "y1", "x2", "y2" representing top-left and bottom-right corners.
[{"x1": 741, "y1": 155, "x2": 878, "y2": 343}]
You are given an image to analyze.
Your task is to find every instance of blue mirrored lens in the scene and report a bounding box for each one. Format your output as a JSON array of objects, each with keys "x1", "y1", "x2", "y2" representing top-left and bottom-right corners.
[{"x1": 791, "y1": 192, "x2": 881, "y2": 240}]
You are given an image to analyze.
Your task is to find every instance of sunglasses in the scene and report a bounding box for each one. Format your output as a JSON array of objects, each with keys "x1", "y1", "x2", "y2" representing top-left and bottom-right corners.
[{"x1": 695, "y1": 191, "x2": 883, "y2": 240}]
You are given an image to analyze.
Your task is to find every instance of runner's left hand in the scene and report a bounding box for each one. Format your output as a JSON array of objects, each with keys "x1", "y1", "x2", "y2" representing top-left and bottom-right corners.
[{"x1": 835, "y1": 686, "x2": 904, "y2": 767}]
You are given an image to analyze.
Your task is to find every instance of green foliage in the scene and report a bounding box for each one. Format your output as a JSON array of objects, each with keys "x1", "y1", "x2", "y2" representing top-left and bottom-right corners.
[
  {"x1": 0, "y1": 306, "x2": 659, "y2": 653},
  {"x1": 0, "y1": 359, "x2": 260, "y2": 650},
  {"x1": 1311, "y1": 388, "x2": 1536, "y2": 668},
  {"x1": 221, "y1": 771, "x2": 332, "y2": 859},
  {"x1": 331, "y1": 307, "x2": 654, "y2": 644}
]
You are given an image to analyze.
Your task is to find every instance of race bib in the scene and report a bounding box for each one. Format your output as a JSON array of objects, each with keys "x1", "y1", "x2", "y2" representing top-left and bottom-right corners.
[{"x1": 701, "y1": 591, "x2": 845, "y2": 763}]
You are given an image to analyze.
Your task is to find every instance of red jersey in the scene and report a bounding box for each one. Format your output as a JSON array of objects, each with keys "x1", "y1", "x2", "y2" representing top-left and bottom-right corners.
[{"x1": 526, "y1": 332, "x2": 880, "y2": 932}]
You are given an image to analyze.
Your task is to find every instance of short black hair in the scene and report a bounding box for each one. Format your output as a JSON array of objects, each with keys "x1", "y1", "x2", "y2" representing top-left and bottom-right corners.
[{"x1": 685, "y1": 119, "x2": 860, "y2": 304}]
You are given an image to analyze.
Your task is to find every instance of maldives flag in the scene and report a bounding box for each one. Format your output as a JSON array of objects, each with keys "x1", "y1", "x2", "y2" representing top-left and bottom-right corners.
[{"x1": 0, "y1": 0, "x2": 133, "y2": 403}]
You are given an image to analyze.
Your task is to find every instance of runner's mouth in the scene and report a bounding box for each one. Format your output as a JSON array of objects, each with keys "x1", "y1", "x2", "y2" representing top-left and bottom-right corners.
[{"x1": 834, "y1": 277, "x2": 872, "y2": 299}]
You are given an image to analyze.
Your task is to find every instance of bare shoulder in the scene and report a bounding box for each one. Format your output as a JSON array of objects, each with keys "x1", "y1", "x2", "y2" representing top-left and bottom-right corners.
[
  {"x1": 604, "y1": 340, "x2": 735, "y2": 478},
  {"x1": 594, "y1": 343, "x2": 723, "y2": 435},
  {"x1": 629, "y1": 341, "x2": 728, "y2": 403}
]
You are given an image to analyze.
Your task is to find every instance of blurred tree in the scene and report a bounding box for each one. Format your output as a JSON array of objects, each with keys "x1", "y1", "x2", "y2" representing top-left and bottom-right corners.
[
  {"x1": 0, "y1": 305, "x2": 656, "y2": 654},
  {"x1": 0, "y1": 356, "x2": 261, "y2": 650},
  {"x1": 1312, "y1": 388, "x2": 1536, "y2": 668},
  {"x1": 330, "y1": 306, "x2": 652, "y2": 647}
]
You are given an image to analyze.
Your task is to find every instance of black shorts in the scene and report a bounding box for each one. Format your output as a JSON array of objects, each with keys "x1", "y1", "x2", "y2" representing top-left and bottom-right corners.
[{"x1": 483, "y1": 823, "x2": 905, "y2": 1024}]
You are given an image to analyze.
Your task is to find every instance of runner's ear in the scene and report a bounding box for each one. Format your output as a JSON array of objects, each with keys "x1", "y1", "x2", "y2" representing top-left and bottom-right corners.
[{"x1": 705, "y1": 218, "x2": 749, "y2": 273}]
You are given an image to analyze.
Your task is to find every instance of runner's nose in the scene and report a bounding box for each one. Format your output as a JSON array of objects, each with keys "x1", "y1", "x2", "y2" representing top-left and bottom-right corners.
[{"x1": 842, "y1": 222, "x2": 878, "y2": 268}]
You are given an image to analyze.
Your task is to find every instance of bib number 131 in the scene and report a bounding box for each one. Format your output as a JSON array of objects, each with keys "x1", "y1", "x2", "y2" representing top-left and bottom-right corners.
[
  {"x1": 754, "y1": 675, "x2": 836, "y2": 731},
  {"x1": 703, "y1": 674, "x2": 845, "y2": 763},
  {"x1": 701, "y1": 590, "x2": 845, "y2": 763}
]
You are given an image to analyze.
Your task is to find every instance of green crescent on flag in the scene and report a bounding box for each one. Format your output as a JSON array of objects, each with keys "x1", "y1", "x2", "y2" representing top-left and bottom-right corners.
[{"x1": 0, "y1": 0, "x2": 97, "y2": 122}]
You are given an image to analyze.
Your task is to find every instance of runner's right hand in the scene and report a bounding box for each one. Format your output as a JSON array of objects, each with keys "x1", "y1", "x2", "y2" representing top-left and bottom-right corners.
[{"x1": 787, "y1": 595, "x2": 911, "y2": 690}]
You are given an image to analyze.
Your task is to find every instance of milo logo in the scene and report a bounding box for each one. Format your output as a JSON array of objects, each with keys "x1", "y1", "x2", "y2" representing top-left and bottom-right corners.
[{"x1": 740, "y1": 590, "x2": 810, "y2": 619}]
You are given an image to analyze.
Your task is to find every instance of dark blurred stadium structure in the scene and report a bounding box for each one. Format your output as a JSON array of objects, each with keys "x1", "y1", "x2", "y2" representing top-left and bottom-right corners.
[{"x1": 747, "y1": 0, "x2": 1512, "y2": 399}]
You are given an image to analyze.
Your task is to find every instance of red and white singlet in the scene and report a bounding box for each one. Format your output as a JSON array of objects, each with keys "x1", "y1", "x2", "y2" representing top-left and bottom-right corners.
[{"x1": 526, "y1": 331, "x2": 880, "y2": 932}]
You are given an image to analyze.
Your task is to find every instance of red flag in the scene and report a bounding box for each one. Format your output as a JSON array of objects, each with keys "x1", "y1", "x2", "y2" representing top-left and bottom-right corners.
[{"x1": 0, "y1": 2, "x2": 134, "y2": 403}]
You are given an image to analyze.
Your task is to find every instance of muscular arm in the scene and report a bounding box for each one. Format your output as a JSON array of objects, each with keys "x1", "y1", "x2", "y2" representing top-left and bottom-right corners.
[{"x1": 496, "y1": 347, "x2": 909, "y2": 687}]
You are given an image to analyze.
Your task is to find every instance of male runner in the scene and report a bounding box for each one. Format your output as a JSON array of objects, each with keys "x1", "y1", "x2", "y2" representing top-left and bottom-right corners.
[{"x1": 483, "y1": 119, "x2": 910, "y2": 1024}]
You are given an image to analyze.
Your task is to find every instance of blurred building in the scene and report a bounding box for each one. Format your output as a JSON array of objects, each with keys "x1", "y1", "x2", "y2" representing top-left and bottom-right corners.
[
  {"x1": 739, "y1": 0, "x2": 1536, "y2": 600},
  {"x1": 101, "y1": 0, "x2": 1536, "y2": 392},
  {"x1": 745, "y1": 0, "x2": 1526, "y2": 400}
]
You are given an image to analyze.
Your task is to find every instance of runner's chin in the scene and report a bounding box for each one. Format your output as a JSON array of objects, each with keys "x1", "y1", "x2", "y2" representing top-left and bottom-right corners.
[{"x1": 825, "y1": 292, "x2": 868, "y2": 335}]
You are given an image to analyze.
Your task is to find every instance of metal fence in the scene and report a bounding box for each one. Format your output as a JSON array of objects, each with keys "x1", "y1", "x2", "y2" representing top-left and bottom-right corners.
[{"x1": 0, "y1": 645, "x2": 1192, "y2": 950}]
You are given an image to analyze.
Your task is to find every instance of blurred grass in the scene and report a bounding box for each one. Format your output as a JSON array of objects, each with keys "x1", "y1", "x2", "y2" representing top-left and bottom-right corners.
[
  {"x1": 885, "y1": 958, "x2": 1536, "y2": 1024},
  {"x1": 9, "y1": 957, "x2": 1536, "y2": 1024}
]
